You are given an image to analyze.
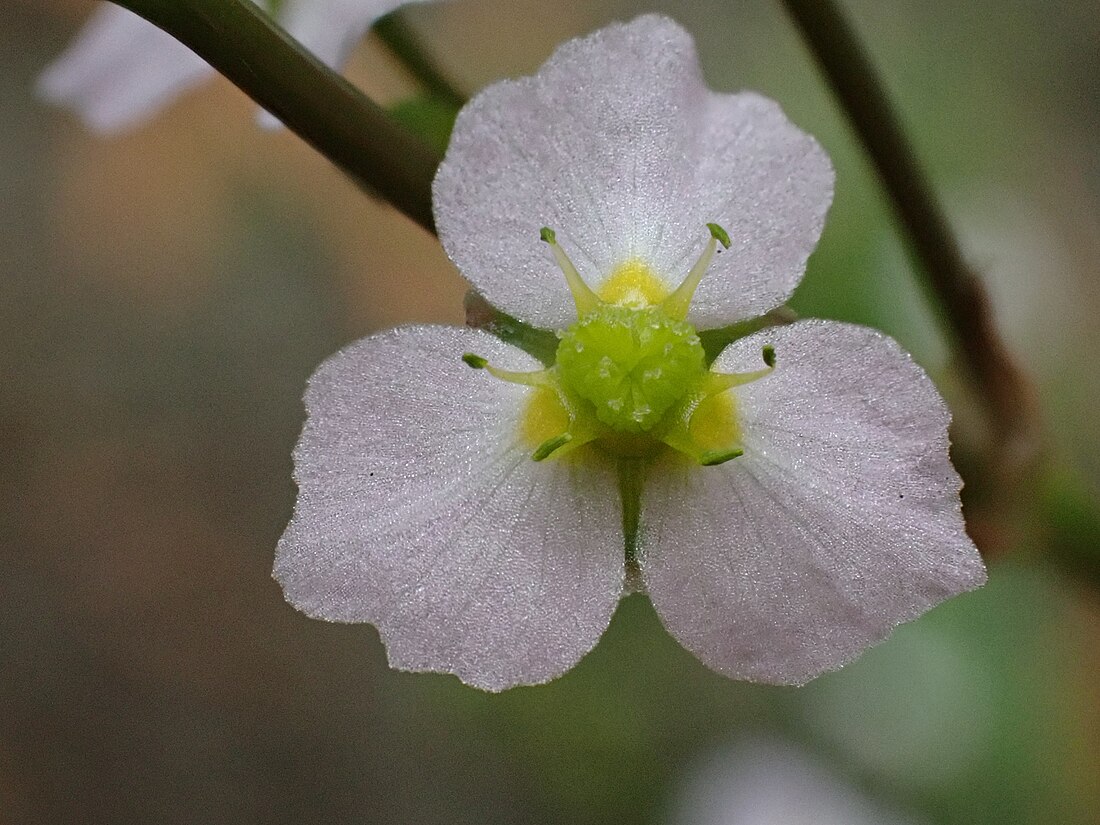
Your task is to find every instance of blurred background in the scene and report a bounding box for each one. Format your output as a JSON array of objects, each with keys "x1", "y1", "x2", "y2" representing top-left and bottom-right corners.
[{"x1": 3, "y1": 0, "x2": 1099, "y2": 822}]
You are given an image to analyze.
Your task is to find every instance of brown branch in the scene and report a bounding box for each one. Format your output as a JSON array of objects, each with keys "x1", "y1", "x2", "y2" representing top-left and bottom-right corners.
[{"x1": 778, "y1": 0, "x2": 1040, "y2": 468}]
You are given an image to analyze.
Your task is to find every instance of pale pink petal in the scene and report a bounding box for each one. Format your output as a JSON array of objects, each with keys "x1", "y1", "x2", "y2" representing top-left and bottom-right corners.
[
  {"x1": 434, "y1": 14, "x2": 832, "y2": 330},
  {"x1": 642, "y1": 320, "x2": 985, "y2": 685},
  {"x1": 275, "y1": 325, "x2": 624, "y2": 691}
]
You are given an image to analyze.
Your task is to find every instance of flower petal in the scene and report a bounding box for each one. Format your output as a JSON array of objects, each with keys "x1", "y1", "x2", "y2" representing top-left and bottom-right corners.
[
  {"x1": 641, "y1": 320, "x2": 985, "y2": 685},
  {"x1": 37, "y1": 4, "x2": 217, "y2": 134},
  {"x1": 433, "y1": 14, "x2": 833, "y2": 331},
  {"x1": 279, "y1": 0, "x2": 432, "y2": 72},
  {"x1": 274, "y1": 325, "x2": 624, "y2": 691}
]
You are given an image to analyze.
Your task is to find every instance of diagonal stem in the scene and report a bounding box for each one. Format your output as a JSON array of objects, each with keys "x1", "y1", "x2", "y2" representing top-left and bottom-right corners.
[
  {"x1": 778, "y1": 0, "x2": 1039, "y2": 459},
  {"x1": 109, "y1": 0, "x2": 441, "y2": 234}
]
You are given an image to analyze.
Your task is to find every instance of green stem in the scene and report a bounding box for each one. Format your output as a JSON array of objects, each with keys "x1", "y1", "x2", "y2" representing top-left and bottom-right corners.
[
  {"x1": 374, "y1": 11, "x2": 466, "y2": 108},
  {"x1": 464, "y1": 291, "x2": 560, "y2": 366},
  {"x1": 778, "y1": 0, "x2": 1038, "y2": 455},
  {"x1": 618, "y1": 458, "x2": 646, "y2": 586},
  {"x1": 110, "y1": 0, "x2": 440, "y2": 234}
]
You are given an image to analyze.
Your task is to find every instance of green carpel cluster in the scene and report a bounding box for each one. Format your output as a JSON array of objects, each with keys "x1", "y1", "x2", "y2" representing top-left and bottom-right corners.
[
  {"x1": 462, "y1": 224, "x2": 770, "y2": 467},
  {"x1": 555, "y1": 305, "x2": 706, "y2": 433}
]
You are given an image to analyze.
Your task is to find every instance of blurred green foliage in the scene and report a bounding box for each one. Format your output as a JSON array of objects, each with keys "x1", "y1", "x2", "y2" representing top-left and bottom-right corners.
[{"x1": 389, "y1": 94, "x2": 458, "y2": 155}]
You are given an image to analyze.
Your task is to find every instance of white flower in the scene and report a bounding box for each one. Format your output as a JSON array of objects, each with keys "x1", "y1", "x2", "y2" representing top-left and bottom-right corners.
[
  {"x1": 274, "y1": 15, "x2": 986, "y2": 692},
  {"x1": 37, "y1": 3, "x2": 216, "y2": 134},
  {"x1": 672, "y1": 737, "x2": 922, "y2": 825},
  {"x1": 37, "y1": 0, "x2": 433, "y2": 134}
]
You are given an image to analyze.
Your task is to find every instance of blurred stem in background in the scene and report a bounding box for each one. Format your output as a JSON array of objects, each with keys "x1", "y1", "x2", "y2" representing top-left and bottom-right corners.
[
  {"x1": 772, "y1": 0, "x2": 1100, "y2": 589},
  {"x1": 778, "y1": 0, "x2": 1037, "y2": 443},
  {"x1": 374, "y1": 11, "x2": 465, "y2": 109},
  {"x1": 777, "y1": 0, "x2": 1041, "y2": 482},
  {"x1": 107, "y1": 0, "x2": 1099, "y2": 584}
]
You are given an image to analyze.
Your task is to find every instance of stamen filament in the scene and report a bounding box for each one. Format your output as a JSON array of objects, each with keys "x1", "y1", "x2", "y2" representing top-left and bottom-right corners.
[
  {"x1": 705, "y1": 345, "x2": 777, "y2": 393},
  {"x1": 700, "y1": 447, "x2": 744, "y2": 466},
  {"x1": 532, "y1": 433, "x2": 573, "y2": 461},
  {"x1": 540, "y1": 227, "x2": 601, "y2": 316},
  {"x1": 661, "y1": 426, "x2": 745, "y2": 467},
  {"x1": 660, "y1": 223, "x2": 731, "y2": 321},
  {"x1": 533, "y1": 427, "x2": 600, "y2": 462},
  {"x1": 657, "y1": 342, "x2": 773, "y2": 467},
  {"x1": 462, "y1": 352, "x2": 553, "y2": 387}
]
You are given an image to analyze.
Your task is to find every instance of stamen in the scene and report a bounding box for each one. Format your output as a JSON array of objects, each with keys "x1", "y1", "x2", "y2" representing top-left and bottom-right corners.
[
  {"x1": 661, "y1": 426, "x2": 745, "y2": 467},
  {"x1": 705, "y1": 345, "x2": 776, "y2": 393},
  {"x1": 461, "y1": 352, "x2": 553, "y2": 387},
  {"x1": 657, "y1": 343, "x2": 773, "y2": 467},
  {"x1": 532, "y1": 433, "x2": 573, "y2": 461},
  {"x1": 706, "y1": 222, "x2": 731, "y2": 248},
  {"x1": 660, "y1": 223, "x2": 731, "y2": 321},
  {"x1": 540, "y1": 227, "x2": 601, "y2": 317},
  {"x1": 700, "y1": 447, "x2": 744, "y2": 466}
]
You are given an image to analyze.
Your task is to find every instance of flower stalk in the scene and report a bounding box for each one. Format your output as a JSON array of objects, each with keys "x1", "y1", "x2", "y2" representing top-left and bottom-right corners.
[
  {"x1": 107, "y1": 0, "x2": 440, "y2": 233},
  {"x1": 618, "y1": 456, "x2": 645, "y2": 582}
]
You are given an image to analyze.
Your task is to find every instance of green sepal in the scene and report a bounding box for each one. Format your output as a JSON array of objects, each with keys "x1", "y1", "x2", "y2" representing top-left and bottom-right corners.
[
  {"x1": 698, "y1": 306, "x2": 798, "y2": 364},
  {"x1": 464, "y1": 291, "x2": 560, "y2": 366}
]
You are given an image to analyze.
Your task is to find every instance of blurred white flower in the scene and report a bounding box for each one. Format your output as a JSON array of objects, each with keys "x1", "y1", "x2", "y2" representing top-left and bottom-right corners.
[
  {"x1": 38, "y1": 0, "x2": 433, "y2": 134},
  {"x1": 37, "y1": 3, "x2": 218, "y2": 134},
  {"x1": 273, "y1": 15, "x2": 986, "y2": 691},
  {"x1": 671, "y1": 737, "x2": 921, "y2": 825}
]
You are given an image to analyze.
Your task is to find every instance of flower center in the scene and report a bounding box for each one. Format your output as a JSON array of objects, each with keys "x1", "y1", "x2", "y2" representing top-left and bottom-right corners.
[
  {"x1": 463, "y1": 224, "x2": 776, "y2": 467},
  {"x1": 596, "y1": 258, "x2": 670, "y2": 308},
  {"x1": 555, "y1": 305, "x2": 705, "y2": 433}
]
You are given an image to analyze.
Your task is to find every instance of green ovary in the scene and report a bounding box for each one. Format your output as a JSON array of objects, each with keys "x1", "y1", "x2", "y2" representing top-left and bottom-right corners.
[{"x1": 555, "y1": 305, "x2": 706, "y2": 434}]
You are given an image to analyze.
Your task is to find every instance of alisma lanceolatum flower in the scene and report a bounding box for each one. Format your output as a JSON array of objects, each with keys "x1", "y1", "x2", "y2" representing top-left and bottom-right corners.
[
  {"x1": 274, "y1": 15, "x2": 986, "y2": 691},
  {"x1": 37, "y1": 0, "x2": 434, "y2": 133}
]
